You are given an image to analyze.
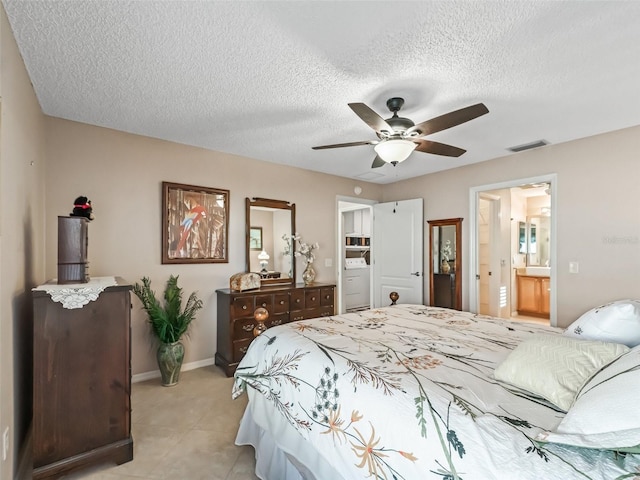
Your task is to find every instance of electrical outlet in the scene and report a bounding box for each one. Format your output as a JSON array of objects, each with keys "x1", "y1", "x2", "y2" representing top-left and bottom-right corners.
[
  {"x1": 2, "y1": 426, "x2": 8, "y2": 461},
  {"x1": 569, "y1": 261, "x2": 579, "y2": 274}
]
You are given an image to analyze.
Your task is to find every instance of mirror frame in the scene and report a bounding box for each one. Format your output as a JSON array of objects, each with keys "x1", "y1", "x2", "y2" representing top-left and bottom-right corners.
[
  {"x1": 427, "y1": 217, "x2": 462, "y2": 310},
  {"x1": 245, "y1": 197, "x2": 296, "y2": 286}
]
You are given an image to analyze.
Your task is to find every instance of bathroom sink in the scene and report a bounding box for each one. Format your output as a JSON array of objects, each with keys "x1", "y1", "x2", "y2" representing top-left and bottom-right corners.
[{"x1": 521, "y1": 267, "x2": 550, "y2": 276}]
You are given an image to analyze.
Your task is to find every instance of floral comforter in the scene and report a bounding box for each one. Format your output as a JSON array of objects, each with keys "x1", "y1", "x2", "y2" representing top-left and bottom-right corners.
[{"x1": 232, "y1": 305, "x2": 640, "y2": 479}]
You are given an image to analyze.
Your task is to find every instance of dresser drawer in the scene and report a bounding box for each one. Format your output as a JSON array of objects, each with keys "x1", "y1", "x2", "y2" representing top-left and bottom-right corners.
[
  {"x1": 290, "y1": 289, "x2": 305, "y2": 309},
  {"x1": 273, "y1": 293, "x2": 289, "y2": 314},
  {"x1": 233, "y1": 338, "x2": 252, "y2": 362},
  {"x1": 232, "y1": 296, "x2": 254, "y2": 317},
  {"x1": 305, "y1": 288, "x2": 320, "y2": 308},
  {"x1": 233, "y1": 317, "x2": 257, "y2": 340},
  {"x1": 294, "y1": 307, "x2": 327, "y2": 320},
  {"x1": 267, "y1": 312, "x2": 287, "y2": 328},
  {"x1": 320, "y1": 287, "x2": 334, "y2": 306},
  {"x1": 255, "y1": 295, "x2": 272, "y2": 310},
  {"x1": 318, "y1": 306, "x2": 334, "y2": 317}
]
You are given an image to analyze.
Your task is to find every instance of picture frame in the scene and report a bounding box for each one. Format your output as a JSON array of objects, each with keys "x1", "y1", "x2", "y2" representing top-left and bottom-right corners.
[
  {"x1": 162, "y1": 181, "x2": 229, "y2": 264},
  {"x1": 249, "y1": 226, "x2": 263, "y2": 250}
]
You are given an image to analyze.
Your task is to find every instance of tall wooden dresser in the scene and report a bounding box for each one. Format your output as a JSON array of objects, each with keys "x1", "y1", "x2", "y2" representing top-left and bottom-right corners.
[
  {"x1": 32, "y1": 277, "x2": 133, "y2": 479},
  {"x1": 216, "y1": 283, "x2": 335, "y2": 376}
]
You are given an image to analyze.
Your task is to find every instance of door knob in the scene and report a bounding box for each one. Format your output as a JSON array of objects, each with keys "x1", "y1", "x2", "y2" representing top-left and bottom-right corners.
[{"x1": 411, "y1": 272, "x2": 421, "y2": 276}]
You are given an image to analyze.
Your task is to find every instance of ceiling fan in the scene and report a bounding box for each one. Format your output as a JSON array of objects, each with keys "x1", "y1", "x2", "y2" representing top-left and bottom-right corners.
[{"x1": 312, "y1": 97, "x2": 489, "y2": 168}]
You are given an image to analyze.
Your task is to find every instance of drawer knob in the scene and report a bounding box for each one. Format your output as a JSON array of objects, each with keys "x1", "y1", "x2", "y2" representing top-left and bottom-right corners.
[
  {"x1": 272, "y1": 319, "x2": 282, "y2": 326},
  {"x1": 325, "y1": 295, "x2": 330, "y2": 299},
  {"x1": 280, "y1": 300, "x2": 285, "y2": 304},
  {"x1": 311, "y1": 296, "x2": 316, "y2": 301},
  {"x1": 242, "y1": 324, "x2": 254, "y2": 332},
  {"x1": 261, "y1": 302, "x2": 267, "y2": 307},
  {"x1": 242, "y1": 305, "x2": 247, "y2": 310},
  {"x1": 296, "y1": 299, "x2": 301, "y2": 303},
  {"x1": 240, "y1": 346, "x2": 248, "y2": 354}
]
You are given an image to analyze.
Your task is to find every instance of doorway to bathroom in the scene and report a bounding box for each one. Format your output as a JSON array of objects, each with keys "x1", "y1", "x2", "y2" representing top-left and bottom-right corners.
[{"x1": 470, "y1": 175, "x2": 557, "y2": 327}]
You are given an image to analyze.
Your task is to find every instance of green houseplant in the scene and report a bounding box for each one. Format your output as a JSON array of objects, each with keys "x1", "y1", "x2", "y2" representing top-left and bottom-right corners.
[{"x1": 133, "y1": 275, "x2": 203, "y2": 386}]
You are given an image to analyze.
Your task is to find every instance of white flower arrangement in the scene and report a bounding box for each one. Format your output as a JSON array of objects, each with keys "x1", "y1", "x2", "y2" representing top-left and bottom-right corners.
[
  {"x1": 283, "y1": 233, "x2": 319, "y2": 265},
  {"x1": 441, "y1": 239, "x2": 452, "y2": 263}
]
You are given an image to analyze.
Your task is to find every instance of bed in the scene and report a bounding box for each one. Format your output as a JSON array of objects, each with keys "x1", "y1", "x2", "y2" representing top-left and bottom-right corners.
[{"x1": 232, "y1": 302, "x2": 640, "y2": 479}]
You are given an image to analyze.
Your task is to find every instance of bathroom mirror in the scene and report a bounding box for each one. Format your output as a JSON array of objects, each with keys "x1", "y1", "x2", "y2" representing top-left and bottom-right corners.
[
  {"x1": 518, "y1": 221, "x2": 527, "y2": 254},
  {"x1": 427, "y1": 218, "x2": 462, "y2": 310},
  {"x1": 526, "y1": 215, "x2": 550, "y2": 266},
  {"x1": 245, "y1": 198, "x2": 296, "y2": 286}
]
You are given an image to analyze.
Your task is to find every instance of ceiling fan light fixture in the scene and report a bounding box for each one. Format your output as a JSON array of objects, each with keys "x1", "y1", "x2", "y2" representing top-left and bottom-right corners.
[{"x1": 374, "y1": 139, "x2": 417, "y2": 164}]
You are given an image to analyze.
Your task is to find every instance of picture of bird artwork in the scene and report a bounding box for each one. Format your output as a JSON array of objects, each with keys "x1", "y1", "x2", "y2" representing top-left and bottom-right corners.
[
  {"x1": 176, "y1": 204, "x2": 207, "y2": 253},
  {"x1": 162, "y1": 182, "x2": 230, "y2": 264}
]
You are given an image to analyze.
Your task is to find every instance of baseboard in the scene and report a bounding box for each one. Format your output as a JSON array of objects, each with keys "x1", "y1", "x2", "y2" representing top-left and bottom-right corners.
[{"x1": 131, "y1": 357, "x2": 216, "y2": 384}]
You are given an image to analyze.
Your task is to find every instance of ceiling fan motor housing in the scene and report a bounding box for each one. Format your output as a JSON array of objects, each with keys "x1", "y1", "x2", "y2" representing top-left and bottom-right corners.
[
  {"x1": 386, "y1": 97, "x2": 404, "y2": 113},
  {"x1": 381, "y1": 97, "x2": 416, "y2": 136}
]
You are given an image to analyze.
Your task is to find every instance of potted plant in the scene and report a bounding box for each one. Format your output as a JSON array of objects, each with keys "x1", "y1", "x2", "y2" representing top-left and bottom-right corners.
[{"x1": 132, "y1": 275, "x2": 203, "y2": 386}]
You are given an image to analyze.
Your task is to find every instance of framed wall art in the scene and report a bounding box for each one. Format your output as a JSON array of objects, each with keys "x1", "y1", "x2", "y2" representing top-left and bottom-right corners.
[
  {"x1": 249, "y1": 227, "x2": 262, "y2": 250},
  {"x1": 162, "y1": 181, "x2": 229, "y2": 264}
]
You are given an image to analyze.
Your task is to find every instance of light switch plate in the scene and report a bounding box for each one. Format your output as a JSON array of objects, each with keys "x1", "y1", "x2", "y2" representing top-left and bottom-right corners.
[{"x1": 569, "y1": 261, "x2": 579, "y2": 274}]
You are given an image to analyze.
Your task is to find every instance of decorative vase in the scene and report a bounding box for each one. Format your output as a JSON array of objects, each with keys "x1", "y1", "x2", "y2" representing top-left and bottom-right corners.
[
  {"x1": 441, "y1": 261, "x2": 451, "y2": 274},
  {"x1": 157, "y1": 341, "x2": 184, "y2": 387},
  {"x1": 302, "y1": 263, "x2": 316, "y2": 285}
]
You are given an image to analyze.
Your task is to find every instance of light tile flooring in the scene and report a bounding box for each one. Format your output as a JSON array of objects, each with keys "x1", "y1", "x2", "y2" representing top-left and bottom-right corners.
[{"x1": 62, "y1": 367, "x2": 258, "y2": 480}]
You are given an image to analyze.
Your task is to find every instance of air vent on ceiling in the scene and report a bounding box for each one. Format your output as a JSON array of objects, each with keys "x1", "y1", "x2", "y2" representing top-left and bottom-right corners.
[{"x1": 507, "y1": 140, "x2": 549, "y2": 153}]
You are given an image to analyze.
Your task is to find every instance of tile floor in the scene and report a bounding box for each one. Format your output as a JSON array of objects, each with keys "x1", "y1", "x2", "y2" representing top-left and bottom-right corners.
[{"x1": 62, "y1": 366, "x2": 258, "y2": 480}]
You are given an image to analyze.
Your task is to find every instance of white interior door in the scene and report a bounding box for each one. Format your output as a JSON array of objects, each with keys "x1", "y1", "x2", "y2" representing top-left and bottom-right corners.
[
  {"x1": 477, "y1": 195, "x2": 501, "y2": 316},
  {"x1": 372, "y1": 199, "x2": 423, "y2": 307},
  {"x1": 478, "y1": 197, "x2": 491, "y2": 314}
]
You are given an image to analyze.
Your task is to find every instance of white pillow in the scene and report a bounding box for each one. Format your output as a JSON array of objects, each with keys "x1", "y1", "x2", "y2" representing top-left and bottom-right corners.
[
  {"x1": 494, "y1": 334, "x2": 629, "y2": 411},
  {"x1": 536, "y1": 345, "x2": 640, "y2": 451},
  {"x1": 563, "y1": 299, "x2": 640, "y2": 347}
]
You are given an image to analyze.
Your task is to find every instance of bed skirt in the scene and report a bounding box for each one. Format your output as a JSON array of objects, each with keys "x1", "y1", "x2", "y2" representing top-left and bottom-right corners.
[{"x1": 235, "y1": 404, "x2": 342, "y2": 480}]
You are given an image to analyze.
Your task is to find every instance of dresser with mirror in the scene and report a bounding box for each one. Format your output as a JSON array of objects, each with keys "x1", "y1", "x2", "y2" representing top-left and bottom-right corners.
[{"x1": 215, "y1": 197, "x2": 335, "y2": 376}]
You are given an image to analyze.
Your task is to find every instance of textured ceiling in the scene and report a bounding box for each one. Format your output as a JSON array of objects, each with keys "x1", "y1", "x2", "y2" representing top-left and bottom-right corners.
[{"x1": 3, "y1": 1, "x2": 640, "y2": 184}]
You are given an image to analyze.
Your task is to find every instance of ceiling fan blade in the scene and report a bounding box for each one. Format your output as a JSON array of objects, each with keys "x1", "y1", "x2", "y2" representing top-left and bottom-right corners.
[
  {"x1": 348, "y1": 103, "x2": 393, "y2": 134},
  {"x1": 407, "y1": 103, "x2": 489, "y2": 137},
  {"x1": 413, "y1": 139, "x2": 466, "y2": 157},
  {"x1": 371, "y1": 155, "x2": 386, "y2": 168},
  {"x1": 312, "y1": 140, "x2": 376, "y2": 150}
]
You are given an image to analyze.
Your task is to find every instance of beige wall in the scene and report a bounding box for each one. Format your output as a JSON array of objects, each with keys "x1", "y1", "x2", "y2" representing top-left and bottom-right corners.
[
  {"x1": 1, "y1": 5, "x2": 639, "y2": 477},
  {"x1": 44, "y1": 116, "x2": 640, "y2": 388},
  {"x1": 383, "y1": 126, "x2": 640, "y2": 326},
  {"x1": 43, "y1": 117, "x2": 383, "y2": 377},
  {"x1": 0, "y1": 5, "x2": 47, "y2": 479}
]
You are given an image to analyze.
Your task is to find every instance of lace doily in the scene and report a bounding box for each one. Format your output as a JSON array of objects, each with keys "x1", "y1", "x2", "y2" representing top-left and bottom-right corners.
[{"x1": 33, "y1": 276, "x2": 119, "y2": 309}]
